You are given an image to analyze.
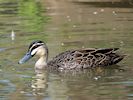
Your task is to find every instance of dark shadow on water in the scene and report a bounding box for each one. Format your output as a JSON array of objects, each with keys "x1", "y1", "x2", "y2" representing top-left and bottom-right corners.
[
  {"x1": 73, "y1": 1, "x2": 133, "y2": 8},
  {"x1": 43, "y1": 65, "x2": 125, "y2": 80},
  {"x1": 0, "y1": 2, "x2": 18, "y2": 14}
]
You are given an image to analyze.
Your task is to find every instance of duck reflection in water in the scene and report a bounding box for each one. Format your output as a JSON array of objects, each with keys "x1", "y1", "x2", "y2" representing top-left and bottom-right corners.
[
  {"x1": 31, "y1": 70, "x2": 48, "y2": 96},
  {"x1": 31, "y1": 65, "x2": 125, "y2": 98}
]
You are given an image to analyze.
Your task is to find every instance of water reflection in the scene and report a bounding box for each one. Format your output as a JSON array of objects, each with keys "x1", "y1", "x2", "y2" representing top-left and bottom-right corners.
[
  {"x1": 0, "y1": 80, "x2": 15, "y2": 100},
  {"x1": 18, "y1": 0, "x2": 46, "y2": 33},
  {"x1": 28, "y1": 66, "x2": 125, "y2": 100},
  {"x1": 57, "y1": 65, "x2": 125, "y2": 79},
  {"x1": 31, "y1": 70, "x2": 48, "y2": 96},
  {"x1": 0, "y1": 0, "x2": 133, "y2": 100},
  {"x1": 0, "y1": 0, "x2": 47, "y2": 36},
  {"x1": 46, "y1": 66, "x2": 125, "y2": 100}
]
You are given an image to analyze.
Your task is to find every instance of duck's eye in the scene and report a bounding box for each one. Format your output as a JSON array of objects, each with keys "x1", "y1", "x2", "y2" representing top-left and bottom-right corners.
[
  {"x1": 34, "y1": 45, "x2": 38, "y2": 48},
  {"x1": 33, "y1": 45, "x2": 40, "y2": 49},
  {"x1": 29, "y1": 45, "x2": 39, "y2": 52}
]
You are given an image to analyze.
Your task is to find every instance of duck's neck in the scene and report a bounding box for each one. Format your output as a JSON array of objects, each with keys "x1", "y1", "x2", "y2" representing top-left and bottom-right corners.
[{"x1": 35, "y1": 56, "x2": 48, "y2": 69}]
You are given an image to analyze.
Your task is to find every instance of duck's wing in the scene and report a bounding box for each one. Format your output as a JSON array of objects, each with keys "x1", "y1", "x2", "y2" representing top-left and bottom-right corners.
[
  {"x1": 48, "y1": 48, "x2": 124, "y2": 70},
  {"x1": 88, "y1": 48, "x2": 124, "y2": 66},
  {"x1": 72, "y1": 48, "x2": 123, "y2": 67},
  {"x1": 91, "y1": 48, "x2": 119, "y2": 54}
]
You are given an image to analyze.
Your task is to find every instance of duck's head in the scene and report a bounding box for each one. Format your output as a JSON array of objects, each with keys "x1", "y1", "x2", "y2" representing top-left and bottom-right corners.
[{"x1": 18, "y1": 40, "x2": 48, "y2": 64}]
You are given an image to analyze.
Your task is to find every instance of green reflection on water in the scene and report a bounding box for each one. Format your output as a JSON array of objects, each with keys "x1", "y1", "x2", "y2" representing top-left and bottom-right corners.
[
  {"x1": 18, "y1": 0, "x2": 47, "y2": 33},
  {"x1": 0, "y1": 0, "x2": 48, "y2": 34}
]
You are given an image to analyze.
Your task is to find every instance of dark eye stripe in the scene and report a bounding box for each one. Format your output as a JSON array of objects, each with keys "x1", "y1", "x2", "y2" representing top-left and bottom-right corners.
[
  {"x1": 29, "y1": 44, "x2": 42, "y2": 52},
  {"x1": 28, "y1": 40, "x2": 44, "y2": 50}
]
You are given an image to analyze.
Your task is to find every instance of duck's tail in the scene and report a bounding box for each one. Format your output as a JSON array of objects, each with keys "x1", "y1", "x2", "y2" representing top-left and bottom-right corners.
[{"x1": 111, "y1": 53, "x2": 125, "y2": 65}]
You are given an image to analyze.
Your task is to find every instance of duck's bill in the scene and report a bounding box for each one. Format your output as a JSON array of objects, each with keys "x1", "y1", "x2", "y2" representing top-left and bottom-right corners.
[{"x1": 18, "y1": 52, "x2": 32, "y2": 64}]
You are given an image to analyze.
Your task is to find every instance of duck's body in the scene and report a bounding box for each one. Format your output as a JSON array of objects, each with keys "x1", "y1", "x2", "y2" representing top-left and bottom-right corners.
[
  {"x1": 19, "y1": 40, "x2": 124, "y2": 70},
  {"x1": 48, "y1": 48, "x2": 124, "y2": 70}
]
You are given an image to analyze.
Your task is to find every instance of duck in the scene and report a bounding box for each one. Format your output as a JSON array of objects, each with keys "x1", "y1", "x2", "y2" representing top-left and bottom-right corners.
[{"x1": 18, "y1": 40, "x2": 125, "y2": 70}]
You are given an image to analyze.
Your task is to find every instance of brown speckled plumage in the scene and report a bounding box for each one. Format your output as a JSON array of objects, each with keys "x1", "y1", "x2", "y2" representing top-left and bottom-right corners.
[
  {"x1": 48, "y1": 48, "x2": 124, "y2": 70},
  {"x1": 19, "y1": 40, "x2": 125, "y2": 70}
]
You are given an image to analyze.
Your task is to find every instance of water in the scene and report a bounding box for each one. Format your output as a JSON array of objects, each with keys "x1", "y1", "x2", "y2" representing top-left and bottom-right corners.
[{"x1": 0, "y1": 0, "x2": 133, "y2": 100}]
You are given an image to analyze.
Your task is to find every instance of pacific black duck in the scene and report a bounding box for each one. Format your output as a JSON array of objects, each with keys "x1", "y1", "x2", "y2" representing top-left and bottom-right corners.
[{"x1": 19, "y1": 40, "x2": 124, "y2": 70}]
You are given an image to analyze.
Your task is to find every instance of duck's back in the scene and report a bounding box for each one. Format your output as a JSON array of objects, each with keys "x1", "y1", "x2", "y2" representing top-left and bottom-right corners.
[{"x1": 48, "y1": 48, "x2": 124, "y2": 70}]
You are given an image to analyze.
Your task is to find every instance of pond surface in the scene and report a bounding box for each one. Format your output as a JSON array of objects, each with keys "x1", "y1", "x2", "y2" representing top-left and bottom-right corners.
[{"x1": 0, "y1": 0, "x2": 133, "y2": 100}]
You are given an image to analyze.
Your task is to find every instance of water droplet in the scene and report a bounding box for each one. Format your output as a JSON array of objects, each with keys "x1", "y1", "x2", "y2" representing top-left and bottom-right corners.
[
  {"x1": 93, "y1": 11, "x2": 98, "y2": 15},
  {"x1": 94, "y1": 77, "x2": 98, "y2": 80},
  {"x1": 112, "y1": 11, "x2": 117, "y2": 15},
  {"x1": 73, "y1": 25, "x2": 76, "y2": 28},
  {"x1": 94, "y1": 76, "x2": 101, "y2": 80},
  {"x1": 112, "y1": 28, "x2": 116, "y2": 31},
  {"x1": 61, "y1": 43, "x2": 64, "y2": 46},
  {"x1": 11, "y1": 30, "x2": 15, "y2": 41},
  {"x1": 100, "y1": 9, "x2": 104, "y2": 12},
  {"x1": 20, "y1": 91, "x2": 25, "y2": 94},
  {"x1": 66, "y1": 15, "x2": 70, "y2": 18}
]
